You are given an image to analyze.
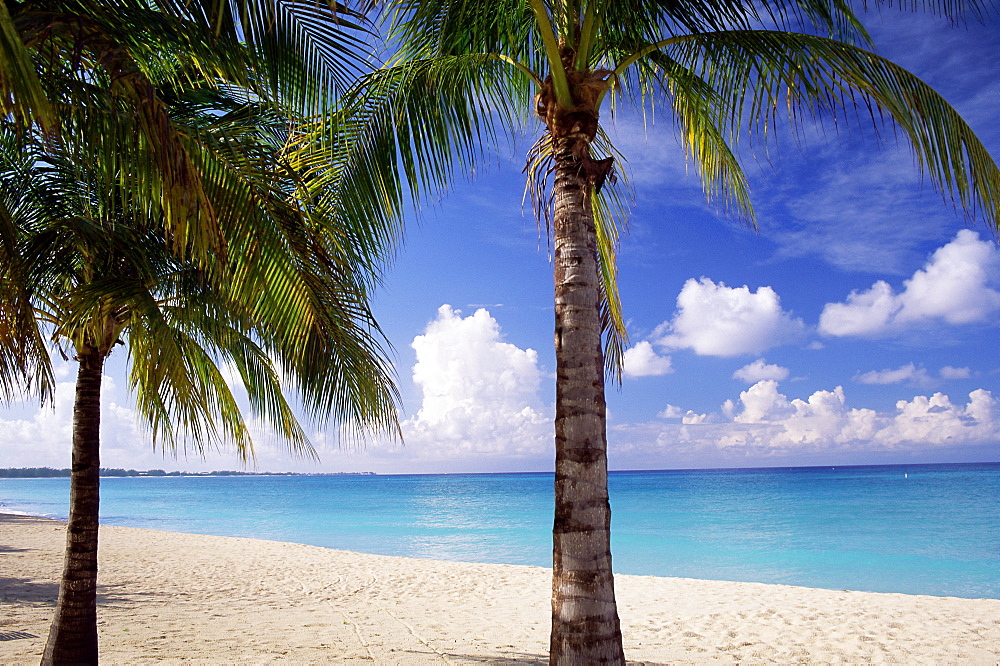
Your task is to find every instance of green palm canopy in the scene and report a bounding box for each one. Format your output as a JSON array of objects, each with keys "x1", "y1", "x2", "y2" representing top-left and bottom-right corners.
[{"x1": 1, "y1": 0, "x2": 395, "y2": 268}]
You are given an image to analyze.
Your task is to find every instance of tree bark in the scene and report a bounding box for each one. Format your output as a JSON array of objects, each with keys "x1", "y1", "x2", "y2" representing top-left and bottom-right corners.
[
  {"x1": 42, "y1": 349, "x2": 104, "y2": 665},
  {"x1": 548, "y1": 137, "x2": 625, "y2": 665}
]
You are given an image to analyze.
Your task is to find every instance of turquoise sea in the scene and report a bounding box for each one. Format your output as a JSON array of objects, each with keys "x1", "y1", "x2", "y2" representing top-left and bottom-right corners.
[{"x1": 2, "y1": 463, "x2": 998, "y2": 599}]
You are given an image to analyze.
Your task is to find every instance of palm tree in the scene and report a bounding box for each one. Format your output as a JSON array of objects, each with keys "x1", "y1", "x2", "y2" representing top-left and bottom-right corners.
[
  {"x1": 342, "y1": 1, "x2": 1000, "y2": 661},
  {"x1": 0, "y1": 45, "x2": 399, "y2": 665},
  {"x1": 3, "y1": 1, "x2": 404, "y2": 661}
]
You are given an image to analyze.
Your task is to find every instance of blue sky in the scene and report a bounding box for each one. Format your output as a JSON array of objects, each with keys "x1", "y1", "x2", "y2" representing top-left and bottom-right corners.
[{"x1": 1, "y1": 9, "x2": 998, "y2": 474}]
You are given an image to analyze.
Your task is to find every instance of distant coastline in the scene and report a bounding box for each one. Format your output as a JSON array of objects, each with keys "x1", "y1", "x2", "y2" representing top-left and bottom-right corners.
[{"x1": 0, "y1": 467, "x2": 376, "y2": 478}]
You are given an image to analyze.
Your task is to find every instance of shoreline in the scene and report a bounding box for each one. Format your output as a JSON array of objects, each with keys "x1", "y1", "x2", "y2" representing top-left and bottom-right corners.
[{"x1": 2, "y1": 513, "x2": 999, "y2": 663}]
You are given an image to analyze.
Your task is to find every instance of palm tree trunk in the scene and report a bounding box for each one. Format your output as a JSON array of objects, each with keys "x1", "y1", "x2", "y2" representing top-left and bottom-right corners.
[
  {"x1": 42, "y1": 348, "x2": 105, "y2": 665},
  {"x1": 548, "y1": 138, "x2": 625, "y2": 664}
]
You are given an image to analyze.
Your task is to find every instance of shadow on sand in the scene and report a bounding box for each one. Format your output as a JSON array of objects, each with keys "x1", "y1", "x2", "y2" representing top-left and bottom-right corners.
[
  {"x1": 0, "y1": 577, "x2": 59, "y2": 605},
  {"x1": 0, "y1": 576, "x2": 143, "y2": 608}
]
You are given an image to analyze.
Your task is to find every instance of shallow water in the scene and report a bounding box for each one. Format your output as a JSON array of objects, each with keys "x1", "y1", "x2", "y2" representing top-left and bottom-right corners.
[{"x1": 2, "y1": 463, "x2": 997, "y2": 598}]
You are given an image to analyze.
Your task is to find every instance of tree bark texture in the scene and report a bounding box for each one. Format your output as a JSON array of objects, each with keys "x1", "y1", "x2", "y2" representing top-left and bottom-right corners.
[
  {"x1": 42, "y1": 349, "x2": 105, "y2": 665},
  {"x1": 548, "y1": 137, "x2": 625, "y2": 665}
]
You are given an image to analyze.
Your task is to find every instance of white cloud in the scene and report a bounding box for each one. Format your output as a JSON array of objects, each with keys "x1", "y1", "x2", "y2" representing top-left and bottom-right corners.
[
  {"x1": 727, "y1": 381, "x2": 871, "y2": 449},
  {"x1": 400, "y1": 305, "x2": 550, "y2": 460},
  {"x1": 721, "y1": 399, "x2": 736, "y2": 418},
  {"x1": 0, "y1": 308, "x2": 556, "y2": 476},
  {"x1": 854, "y1": 364, "x2": 976, "y2": 388},
  {"x1": 940, "y1": 366, "x2": 972, "y2": 380},
  {"x1": 733, "y1": 359, "x2": 790, "y2": 383},
  {"x1": 854, "y1": 363, "x2": 934, "y2": 388},
  {"x1": 658, "y1": 404, "x2": 684, "y2": 419},
  {"x1": 0, "y1": 363, "x2": 146, "y2": 470},
  {"x1": 655, "y1": 278, "x2": 806, "y2": 357},
  {"x1": 818, "y1": 280, "x2": 898, "y2": 337},
  {"x1": 623, "y1": 341, "x2": 674, "y2": 377},
  {"x1": 657, "y1": 403, "x2": 712, "y2": 424},
  {"x1": 732, "y1": 380, "x2": 797, "y2": 424},
  {"x1": 875, "y1": 389, "x2": 998, "y2": 448},
  {"x1": 896, "y1": 230, "x2": 1000, "y2": 325},
  {"x1": 820, "y1": 231, "x2": 1000, "y2": 337},
  {"x1": 612, "y1": 381, "x2": 999, "y2": 460},
  {"x1": 681, "y1": 411, "x2": 711, "y2": 425}
]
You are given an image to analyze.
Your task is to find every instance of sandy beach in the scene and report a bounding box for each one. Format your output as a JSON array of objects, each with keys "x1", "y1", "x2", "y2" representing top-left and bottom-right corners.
[{"x1": 2, "y1": 513, "x2": 999, "y2": 664}]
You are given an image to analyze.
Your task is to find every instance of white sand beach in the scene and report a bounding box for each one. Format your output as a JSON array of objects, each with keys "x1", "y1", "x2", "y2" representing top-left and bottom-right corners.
[{"x1": 2, "y1": 513, "x2": 999, "y2": 664}]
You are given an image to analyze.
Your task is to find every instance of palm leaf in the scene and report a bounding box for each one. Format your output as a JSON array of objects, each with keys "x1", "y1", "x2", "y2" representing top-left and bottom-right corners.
[
  {"x1": 0, "y1": 4, "x2": 54, "y2": 131},
  {"x1": 660, "y1": 29, "x2": 1000, "y2": 230},
  {"x1": 307, "y1": 53, "x2": 529, "y2": 245}
]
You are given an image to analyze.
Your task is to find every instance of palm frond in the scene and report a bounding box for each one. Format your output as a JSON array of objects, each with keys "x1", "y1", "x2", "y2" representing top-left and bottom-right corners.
[
  {"x1": 662, "y1": 29, "x2": 1000, "y2": 231},
  {"x1": 591, "y1": 188, "x2": 629, "y2": 383},
  {"x1": 164, "y1": 89, "x2": 401, "y2": 442},
  {"x1": 127, "y1": 295, "x2": 256, "y2": 462},
  {"x1": 150, "y1": 0, "x2": 376, "y2": 114},
  {"x1": 386, "y1": 0, "x2": 541, "y2": 65},
  {"x1": 308, "y1": 54, "x2": 529, "y2": 238},
  {"x1": 0, "y1": 182, "x2": 54, "y2": 402},
  {"x1": 1, "y1": 51, "x2": 403, "y2": 460},
  {"x1": 161, "y1": 82, "x2": 402, "y2": 443},
  {"x1": 0, "y1": 5, "x2": 54, "y2": 131},
  {"x1": 600, "y1": 46, "x2": 759, "y2": 225}
]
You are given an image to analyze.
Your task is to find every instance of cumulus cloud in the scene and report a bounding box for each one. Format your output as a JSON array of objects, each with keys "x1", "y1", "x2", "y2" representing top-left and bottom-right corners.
[
  {"x1": 820, "y1": 231, "x2": 1000, "y2": 337},
  {"x1": 724, "y1": 381, "x2": 877, "y2": 450},
  {"x1": 623, "y1": 341, "x2": 674, "y2": 378},
  {"x1": 400, "y1": 305, "x2": 550, "y2": 459},
  {"x1": 681, "y1": 411, "x2": 712, "y2": 425},
  {"x1": 879, "y1": 390, "x2": 998, "y2": 447},
  {"x1": 655, "y1": 403, "x2": 712, "y2": 424},
  {"x1": 658, "y1": 404, "x2": 684, "y2": 419},
  {"x1": 733, "y1": 359, "x2": 790, "y2": 383},
  {"x1": 732, "y1": 380, "x2": 798, "y2": 424},
  {"x1": 232, "y1": 302, "x2": 555, "y2": 471},
  {"x1": 655, "y1": 278, "x2": 807, "y2": 357},
  {"x1": 895, "y1": 231, "x2": 1000, "y2": 324},
  {"x1": 612, "y1": 381, "x2": 999, "y2": 462},
  {"x1": 654, "y1": 402, "x2": 712, "y2": 424},
  {"x1": 736, "y1": 382, "x2": 999, "y2": 448}
]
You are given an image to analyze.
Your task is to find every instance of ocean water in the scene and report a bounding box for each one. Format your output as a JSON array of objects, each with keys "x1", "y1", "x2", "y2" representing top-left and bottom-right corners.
[{"x1": 2, "y1": 463, "x2": 998, "y2": 599}]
